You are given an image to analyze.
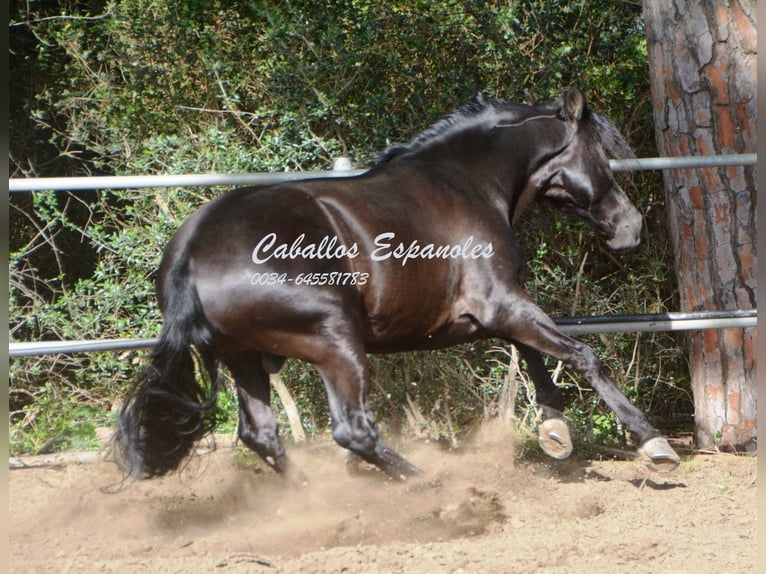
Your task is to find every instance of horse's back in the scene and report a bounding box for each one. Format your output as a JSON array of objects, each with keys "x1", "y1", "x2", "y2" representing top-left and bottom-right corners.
[{"x1": 157, "y1": 168, "x2": 516, "y2": 355}]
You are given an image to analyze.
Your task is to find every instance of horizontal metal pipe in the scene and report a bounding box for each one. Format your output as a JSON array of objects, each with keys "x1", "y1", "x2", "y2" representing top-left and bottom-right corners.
[
  {"x1": 8, "y1": 311, "x2": 756, "y2": 357},
  {"x1": 557, "y1": 316, "x2": 756, "y2": 335},
  {"x1": 554, "y1": 309, "x2": 756, "y2": 325},
  {"x1": 8, "y1": 154, "x2": 756, "y2": 192},
  {"x1": 7, "y1": 156, "x2": 757, "y2": 357},
  {"x1": 9, "y1": 338, "x2": 160, "y2": 357},
  {"x1": 7, "y1": 170, "x2": 365, "y2": 192},
  {"x1": 609, "y1": 153, "x2": 756, "y2": 172}
]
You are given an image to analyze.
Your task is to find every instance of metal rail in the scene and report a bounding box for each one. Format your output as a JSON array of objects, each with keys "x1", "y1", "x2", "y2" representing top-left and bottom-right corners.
[
  {"x1": 8, "y1": 310, "x2": 757, "y2": 358},
  {"x1": 7, "y1": 154, "x2": 756, "y2": 192},
  {"x1": 7, "y1": 170, "x2": 364, "y2": 192},
  {"x1": 609, "y1": 153, "x2": 756, "y2": 172},
  {"x1": 8, "y1": 153, "x2": 757, "y2": 357}
]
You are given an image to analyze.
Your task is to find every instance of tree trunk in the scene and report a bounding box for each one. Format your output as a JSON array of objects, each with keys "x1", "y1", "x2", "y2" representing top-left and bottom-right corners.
[{"x1": 643, "y1": 0, "x2": 756, "y2": 452}]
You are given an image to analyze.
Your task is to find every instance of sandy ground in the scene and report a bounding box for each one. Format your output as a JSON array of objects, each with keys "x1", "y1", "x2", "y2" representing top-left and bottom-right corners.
[{"x1": 8, "y1": 423, "x2": 757, "y2": 573}]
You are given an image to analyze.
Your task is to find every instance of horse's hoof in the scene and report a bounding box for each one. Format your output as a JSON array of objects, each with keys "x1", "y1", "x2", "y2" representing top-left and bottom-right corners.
[
  {"x1": 538, "y1": 418, "x2": 573, "y2": 460},
  {"x1": 388, "y1": 459, "x2": 424, "y2": 481},
  {"x1": 638, "y1": 437, "x2": 681, "y2": 472}
]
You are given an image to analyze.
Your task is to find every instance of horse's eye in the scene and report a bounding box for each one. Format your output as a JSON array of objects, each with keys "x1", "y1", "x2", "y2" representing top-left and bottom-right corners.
[{"x1": 544, "y1": 186, "x2": 575, "y2": 205}]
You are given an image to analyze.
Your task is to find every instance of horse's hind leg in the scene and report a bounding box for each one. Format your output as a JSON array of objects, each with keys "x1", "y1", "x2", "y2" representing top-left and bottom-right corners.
[
  {"x1": 223, "y1": 353, "x2": 292, "y2": 477},
  {"x1": 515, "y1": 343, "x2": 573, "y2": 460},
  {"x1": 312, "y1": 333, "x2": 421, "y2": 480}
]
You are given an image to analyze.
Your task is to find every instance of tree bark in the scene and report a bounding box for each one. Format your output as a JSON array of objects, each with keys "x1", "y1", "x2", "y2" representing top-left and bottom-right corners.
[{"x1": 643, "y1": 0, "x2": 756, "y2": 451}]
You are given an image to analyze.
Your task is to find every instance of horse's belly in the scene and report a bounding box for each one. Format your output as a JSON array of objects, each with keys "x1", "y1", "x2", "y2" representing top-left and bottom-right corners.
[{"x1": 362, "y1": 310, "x2": 483, "y2": 352}]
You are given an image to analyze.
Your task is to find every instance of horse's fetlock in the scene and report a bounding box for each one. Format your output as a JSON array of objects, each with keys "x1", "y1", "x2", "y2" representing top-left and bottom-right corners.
[
  {"x1": 331, "y1": 423, "x2": 353, "y2": 449},
  {"x1": 332, "y1": 420, "x2": 379, "y2": 457}
]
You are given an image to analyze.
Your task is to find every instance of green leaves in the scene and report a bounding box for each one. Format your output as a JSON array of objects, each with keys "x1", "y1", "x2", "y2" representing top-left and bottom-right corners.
[{"x1": 9, "y1": 0, "x2": 688, "y2": 455}]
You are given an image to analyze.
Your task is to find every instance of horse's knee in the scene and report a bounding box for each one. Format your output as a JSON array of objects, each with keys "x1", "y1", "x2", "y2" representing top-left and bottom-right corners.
[{"x1": 567, "y1": 342, "x2": 604, "y2": 378}]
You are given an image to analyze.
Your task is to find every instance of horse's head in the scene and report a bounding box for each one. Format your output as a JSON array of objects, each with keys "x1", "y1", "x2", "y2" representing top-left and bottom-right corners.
[
  {"x1": 526, "y1": 87, "x2": 642, "y2": 252},
  {"x1": 375, "y1": 86, "x2": 642, "y2": 252}
]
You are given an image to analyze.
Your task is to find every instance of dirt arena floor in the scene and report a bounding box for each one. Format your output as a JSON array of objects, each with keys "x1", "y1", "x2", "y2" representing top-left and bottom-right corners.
[{"x1": 8, "y1": 423, "x2": 757, "y2": 573}]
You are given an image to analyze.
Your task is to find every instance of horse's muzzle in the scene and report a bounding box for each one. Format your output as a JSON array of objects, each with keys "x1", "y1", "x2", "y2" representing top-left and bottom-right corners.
[{"x1": 604, "y1": 201, "x2": 642, "y2": 252}]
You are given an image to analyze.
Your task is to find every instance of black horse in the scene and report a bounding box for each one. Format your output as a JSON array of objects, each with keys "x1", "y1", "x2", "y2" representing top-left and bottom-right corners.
[{"x1": 115, "y1": 87, "x2": 680, "y2": 482}]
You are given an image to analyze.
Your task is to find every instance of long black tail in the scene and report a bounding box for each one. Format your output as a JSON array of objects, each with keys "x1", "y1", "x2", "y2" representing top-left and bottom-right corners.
[{"x1": 114, "y1": 259, "x2": 224, "y2": 479}]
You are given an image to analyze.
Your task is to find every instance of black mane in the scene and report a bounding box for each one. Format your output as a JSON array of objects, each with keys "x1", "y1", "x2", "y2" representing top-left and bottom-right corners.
[
  {"x1": 372, "y1": 93, "x2": 634, "y2": 165},
  {"x1": 373, "y1": 95, "x2": 531, "y2": 165},
  {"x1": 584, "y1": 110, "x2": 636, "y2": 160}
]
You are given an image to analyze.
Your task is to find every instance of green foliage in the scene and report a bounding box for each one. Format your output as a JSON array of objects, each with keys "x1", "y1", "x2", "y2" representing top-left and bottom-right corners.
[
  {"x1": 9, "y1": 0, "x2": 690, "y2": 456},
  {"x1": 10, "y1": 379, "x2": 112, "y2": 454}
]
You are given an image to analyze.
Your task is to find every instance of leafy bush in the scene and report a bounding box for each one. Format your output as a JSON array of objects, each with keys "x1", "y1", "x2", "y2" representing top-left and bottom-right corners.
[{"x1": 9, "y1": 0, "x2": 690, "y2": 456}]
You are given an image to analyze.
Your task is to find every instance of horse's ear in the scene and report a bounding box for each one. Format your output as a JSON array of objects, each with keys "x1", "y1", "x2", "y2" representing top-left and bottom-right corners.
[{"x1": 562, "y1": 86, "x2": 585, "y2": 120}]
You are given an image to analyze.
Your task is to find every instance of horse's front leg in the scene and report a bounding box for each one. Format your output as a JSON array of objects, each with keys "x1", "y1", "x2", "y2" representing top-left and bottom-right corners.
[{"x1": 491, "y1": 293, "x2": 680, "y2": 471}]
